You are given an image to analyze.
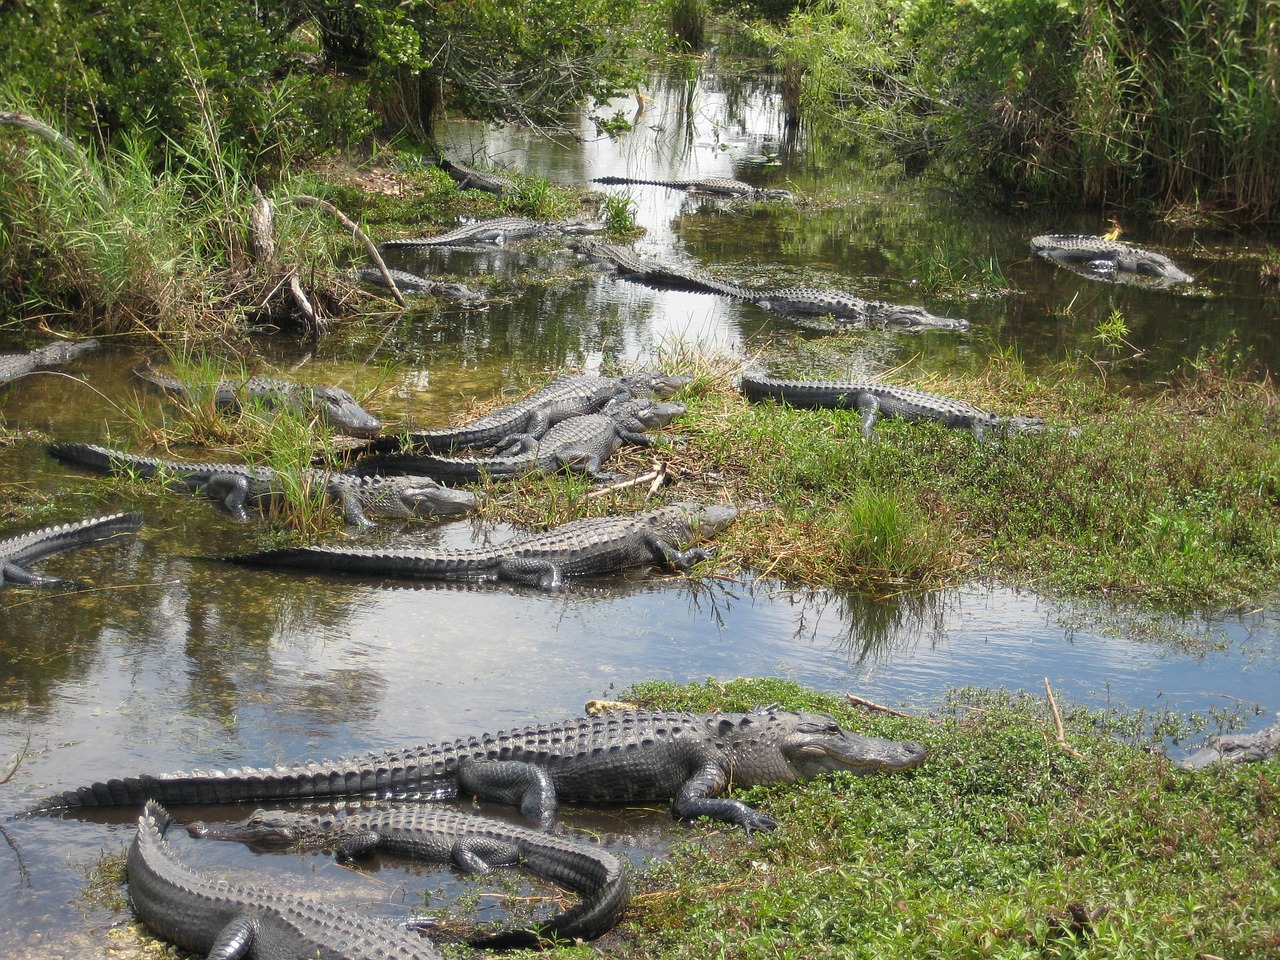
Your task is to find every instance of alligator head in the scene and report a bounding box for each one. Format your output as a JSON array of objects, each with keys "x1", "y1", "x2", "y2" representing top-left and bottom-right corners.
[
  {"x1": 314, "y1": 386, "x2": 383, "y2": 438},
  {"x1": 188, "y1": 808, "x2": 328, "y2": 846},
  {"x1": 711, "y1": 706, "x2": 927, "y2": 785},
  {"x1": 399, "y1": 479, "x2": 479, "y2": 517}
]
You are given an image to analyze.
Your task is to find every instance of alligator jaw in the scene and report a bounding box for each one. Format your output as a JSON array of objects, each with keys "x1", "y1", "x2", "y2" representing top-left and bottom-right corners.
[
  {"x1": 786, "y1": 730, "x2": 928, "y2": 777},
  {"x1": 187, "y1": 809, "x2": 301, "y2": 844}
]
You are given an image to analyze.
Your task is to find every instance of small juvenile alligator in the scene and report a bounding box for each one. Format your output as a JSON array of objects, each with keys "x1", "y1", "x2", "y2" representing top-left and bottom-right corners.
[
  {"x1": 356, "y1": 370, "x2": 690, "y2": 456},
  {"x1": 134, "y1": 366, "x2": 383, "y2": 438},
  {"x1": 1172, "y1": 717, "x2": 1280, "y2": 770},
  {"x1": 188, "y1": 805, "x2": 631, "y2": 947},
  {"x1": 128, "y1": 801, "x2": 446, "y2": 960},
  {"x1": 1, "y1": 512, "x2": 142, "y2": 586},
  {"x1": 353, "y1": 265, "x2": 485, "y2": 304},
  {"x1": 349, "y1": 398, "x2": 685, "y2": 481},
  {"x1": 593, "y1": 174, "x2": 793, "y2": 200},
  {"x1": 0, "y1": 338, "x2": 99, "y2": 386},
  {"x1": 437, "y1": 156, "x2": 516, "y2": 196},
  {"x1": 38, "y1": 705, "x2": 927, "y2": 834},
  {"x1": 48, "y1": 442, "x2": 477, "y2": 526},
  {"x1": 1030, "y1": 234, "x2": 1194, "y2": 284},
  {"x1": 740, "y1": 372, "x2": 1047, "y2": 439},
  {"x1": 381, "y1": 216, "x2": 604, "y2": 248},
  {"x1": 219, "y1": 501, "x2": 736, "y2": 590}
]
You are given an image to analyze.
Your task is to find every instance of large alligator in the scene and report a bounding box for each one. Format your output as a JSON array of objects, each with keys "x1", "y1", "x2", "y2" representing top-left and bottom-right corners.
[
  {"x1": 128, "y1": 801, "x2": 446, "y2": 960},
  {"x1": 38, "y1": 705, "x2": 927, "y2": 834},
  {"x1": 349, "y1": 398, "x2": 685, "y2": 481},
  {"x1": 218, "y1": 501, "x2": 736, "y2": 590},
  {"x1": 437, "y1": 156, "x2": 516, "y2": 196},
  {"x1": 188, "y1": 805, "x2": 631, "y2": 947},
  {"x1": 381, "y1": 215, "x2": 604, "y2": 248},
  {"x1": 1030, "y1": 234, "x2": 1194, "y2": 284},
  {"x1": 740, "y1": 372, "x2": 1048, "y2": 440},
  {"x1": 0, "y1": 338, "x2": 99, "y2": 386},
  {"x1": 576, "y1": 239, "x2": 968, "y2": 331},
  {"x1": 134, "y1": 365, "x2": 383, "y2": 438},
  {"x1": 1, "y1": 511, "x2": 143, "y2": 586},
  {"x1": 47, "y1": 442, "x2": 476, "y2": 526},
  {"x1": 1172, "y1": 717, "x2": 1280, "y2": 770},
  {"x1": 593, "y1": 174, "x2": 793, "y2": 200},
  {"x1": 353, "y1": 265, "x2": 485, "y2": 304},
  {"x1": 356, "y1": 370, "x2": 690, "y2": 457}
]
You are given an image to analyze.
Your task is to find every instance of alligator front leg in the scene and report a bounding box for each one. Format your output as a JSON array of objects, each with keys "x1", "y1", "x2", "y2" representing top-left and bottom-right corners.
[
  {"x1": 648, "y1": 533, "x2": 716, "y2": 573},
  {"x1": 333, "y1": 487, "x2": 376, "y2": 527},
  {"x1": 674, "y1": 760, "x2": 778, "y2": 832},
  {"x1": 456, "y1": 759, "x2": 558, "y2": 828},
  {"x1": 854, "y1": 393, "x2": 881, "y2": 440},
  {"x1": 495, "y1": 557, "x2": 566, "y2": 590}
]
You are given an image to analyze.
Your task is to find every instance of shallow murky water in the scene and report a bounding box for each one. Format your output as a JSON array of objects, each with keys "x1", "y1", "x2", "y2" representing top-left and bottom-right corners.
[{"x1": 2, "y1": 54, "x2": 1279, "y2": 959}]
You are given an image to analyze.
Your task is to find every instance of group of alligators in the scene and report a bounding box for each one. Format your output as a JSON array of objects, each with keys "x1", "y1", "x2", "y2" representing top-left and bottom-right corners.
[{"x1": 0, "y1": 166, "x2": 1227, "y2": 960}]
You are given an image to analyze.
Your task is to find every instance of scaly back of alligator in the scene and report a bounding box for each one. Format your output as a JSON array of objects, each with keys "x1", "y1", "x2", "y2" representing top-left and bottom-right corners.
[{"x1": 0, "y1": 338, "x2": 100, "y2": 387}]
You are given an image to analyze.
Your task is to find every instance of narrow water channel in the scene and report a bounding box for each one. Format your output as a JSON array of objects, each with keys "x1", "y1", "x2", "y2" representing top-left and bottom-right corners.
[{"x1": 1, "y1": 52, "x2": 1278, "y2": 958}]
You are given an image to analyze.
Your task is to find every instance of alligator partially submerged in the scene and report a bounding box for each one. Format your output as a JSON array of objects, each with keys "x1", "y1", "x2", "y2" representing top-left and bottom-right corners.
[
  {"x1": 1172, "y1": 717, "x2": 1280, "y2": 770},
  {"x1": 1, "y1": 512, "x2": 143, "y2": 586},
  {"x1": 128, "y1": 801, "x2": 446, "y2": 960},
  {"x1": 189, "y1": 805, "x2": 631, "y2": 947},
  {"x1": 0, "y1": 338, "x2": 99, "y2": 386},
  {"x1": 740, "y1": 372, "x2": 1048, "y2": 440},
  {"x1": 437, "y1": 156, "x2": 516, "y2": 196},
  {"x1": 576, "y1": 240, "x2": 968, "y2": 331},
  {"x1": 353, "y1": 265, "x2": 485, "y2": 304},
  {"x1": 593, "y1": 174, "x2": 793, "y2": 201},
  {"x1": 48, "y1": 442, "x2": 476, "y2": 526},
  {"x1": 381, "y1": 216, "x2": 603, "y2": 248},
  {"x1": 219, "y1": 501, "x2": 735, "y2": 590},
  {"x1": 134, "y1": 366, "x2": 383, "y2": 438},
  {"x1": 1031, "y1": 234, "x2": 1194, "y2": 284},
  {"x1": 39, "y1": 705, "x2": 927, "y2": 833},
  {"x1": 356, "y1": 370, "x2": 690, "y2": 457},
  {"x1": 349, "y1": 398, "x2": 685, "y2": 481}
]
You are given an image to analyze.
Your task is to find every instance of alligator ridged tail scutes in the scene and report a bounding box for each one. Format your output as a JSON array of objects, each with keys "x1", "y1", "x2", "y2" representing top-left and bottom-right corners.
[
  {"x1": 592, "y1": 174, "x2": 793, "y2": 200},
  {"x1": 187, "y1": 806, "x2": 631, "y2": 947},
  {"x1": 0, "y1": 338, "x2": 100, "y2": 386},
  {"x1": 128, "y1": 801, "x2": 445, "y2": 960},
  {"x1": 1, "y1": 511, "x2": 143, "y2": 586},
  {"x1": 380, "y1": 215, "x2": 604, "y2": 249}
]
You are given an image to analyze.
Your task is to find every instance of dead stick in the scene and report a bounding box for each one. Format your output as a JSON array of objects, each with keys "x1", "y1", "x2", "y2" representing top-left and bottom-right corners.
[
  {"x1": 292, "y1": 194, "x2": 405, "y2": 307},
  {"x1": 586, "y1": 462, "x2": 667, "y2": 499},
  {"x1": 1044, "y1": 678, "x2": 1083, "y2": 758},
  {"x1": 845, "y1": 693, "x2": 938, "y2": 722}
]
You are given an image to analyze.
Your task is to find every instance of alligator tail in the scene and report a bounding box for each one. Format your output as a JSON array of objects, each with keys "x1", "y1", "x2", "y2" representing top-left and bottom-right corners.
[{"x1": 46, "y1": 442, "x2": 151, "y2": 476}]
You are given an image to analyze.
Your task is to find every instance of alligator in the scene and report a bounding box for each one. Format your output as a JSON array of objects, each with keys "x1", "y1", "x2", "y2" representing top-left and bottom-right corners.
[
  {"x1": 0, "y1": 338, "x2": 99, "y2": 386},
  {"x1": 1030, "y1": 234, "x2": 1195, "y2": 284},
  {"x1": 1172, "y1": 717, "x2": 1280, "y2": 770},
  {"x1": 128, "y1": 801, "x2": 446, "y2": 960},
  {"x1": 218, "y1": 501, "x2": 736, "y2": 590},
  {"x1": 134, "y1": 365, "x2": 383, "y2": 438},
  {"x1": 349, "y1": 398, "x2": 685, "y2": 481},
  {"x1": 437, "y1": 156, "x2": 516, "y2": 196},
  {"x1": 353, "y1": 265, "x2": 485, "y2": 304},
  {"x1": 381, "y1": 216, "x2": 604, "y2": 248},
  {"x1": 740, "y1": 372, "x2": 1047, "y2": 440},
  {"x1": 593, "y1": 174, "x2": 793, "y2": 201},
  {"x1": 355, "y1": 370, "x2": 691, "y2": 457},
  {"x1": 188, "y1": 805, "x2": 631, "y2": 948},
  {"x1": 1, "y1": 511, "x2": 143, "y2": 586},
  {"x1": 576, "y1": 239, "x2": 968, "y2": 331},
  {"x1": 47, "y1": 442, "x2": 477, "y2": 527},
  {"x1": 38, "y1": 705, "x2": 927, "y2": 834}
]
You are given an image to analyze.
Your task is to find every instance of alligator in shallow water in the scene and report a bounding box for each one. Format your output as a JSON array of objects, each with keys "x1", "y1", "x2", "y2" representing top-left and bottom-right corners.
[
  {"x1": 356, "y1": 370, "x2": 690, "y2": 457},
  {"x1": 129, "y1": 801, "x2": 445, "y2": 960},
  {"x1": 353, "y1": 265, "x2": 485, "y2": 304},
  {"x1": 1, "y1": 512, "x2": 142, "y2": 586},
  {"x1": 220, "y1": 501, "x2": 735, "y2": 590},
  {"x1": 134, "y1": 366, "x2": 383, "y2": 438},
  {"x1": 48, "y1": 442, "x2": 476, "y2": 526},
  {"x1": 437, "y1": 156, "x2": 516, "y2": 196},
  {"x1": 1172, "y1": 717, "x2": 1280, "y2": 770},
  {"x1": 593, "y1": 174, "x2": 793, "y2": 200},
  {"x1": 381, "y1": 216, "x2": 604, "y2": 248},
  {"x1": 189, "y1": 805, "x2": 631, "y2": 947},
  {"x1": 1030, "y1": 235, "x2": 1194, "y2": 284},
  {"x1": 740, "y1": 372, "x2": 1048, "y2": 440},
  {"x1": 39, "y1": 705, "x2": 927, "y2": 833},
  {"x1": 0, "y1": 338, "x2": 99, "y2": 386},
  {"x1": 349, "y1": 398, "x2": 685, "y2": 481}
]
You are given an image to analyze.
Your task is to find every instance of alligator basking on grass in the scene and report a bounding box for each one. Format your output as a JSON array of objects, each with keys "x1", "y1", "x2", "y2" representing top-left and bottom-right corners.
[
  {"x1": 576, "y1": 239, "x2": 968, "y2": 331},
  {"x1": 0, "y1": 338, "x2": 99, "y2": 386},
  {"x1": 356, "y1": 370, "x2": 690, "y2": 457},
  {"x1": 1, "y1": 512, "x2": 142, "y2": 586},
  {"x1": 1172, "y1": 717, "x2": 1280, "y2": 770},
  {"x1": 48, "y1": 442, "x2": 476, "y2": 527},
  {"x1": 1030, "y1": 234, "x2": 1194, "y2": 284},
  {"x1": 740, "y1": 372, "x2": 1048, "y2": 440},
  {"x1": 219, "y1": 501, "x2": 735, "y2": 590},
  {"x1": 128, "y1": 801, "x2": 446, "y2": 960},
  {"x1": 349, "y1": 398, "x2": 685, "y2": 481},
  {"x1": 189, "y1": 805, "x2": 631, "y2": 948},
  {"x1": 593, "y1": 174, "x2": 793, "y2": 200},
  {"x1": 437, "y1": 156, "x2": 517, "y2": 196},
  {"x1": 381, "y1": 216, "x2": 604, "y2": 248},
  {"x1": 38, "y1": 705, "x2": 927, "y2": 833},
  {"x1": 353, "y1": 265, "x2": 485, "y2": 304},
  {"x1": 134, "y1": 366, "x2": 383, "y2": 438}
]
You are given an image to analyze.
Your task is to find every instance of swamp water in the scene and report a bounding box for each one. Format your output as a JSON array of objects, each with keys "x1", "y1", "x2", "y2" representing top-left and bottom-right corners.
[{"x1": 2, "y1": 56, "x2": 1279, "y2": 958}]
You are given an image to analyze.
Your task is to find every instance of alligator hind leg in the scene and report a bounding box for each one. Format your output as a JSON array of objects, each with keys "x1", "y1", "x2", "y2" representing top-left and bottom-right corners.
[
  {"x1": 199, "y1": 474, "x2": 254, "y2": 522},
  {"x1": 457, "y1": 759, "x2": 558, "y2": 828},
  {"x1": 855, "y1": 395, "x2": 882, "y2": 440},
  {"x1": 1, "y1": 561, "x2": 60, "y2": 586}
]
